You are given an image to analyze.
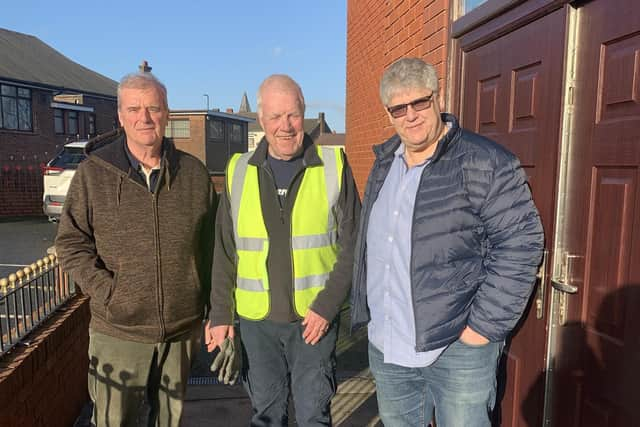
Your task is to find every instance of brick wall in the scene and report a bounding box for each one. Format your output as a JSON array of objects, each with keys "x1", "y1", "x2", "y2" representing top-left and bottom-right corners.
[
  {"x1": 345, "y1": 0, "x2": 450, "y2": 191},
  {"x1": 0, "y1": 88, "x2": 117, "y2": 217},
  {"x1": 0, "y1": 165, "x2": 43, "y2": 216},
  {"x1": 0, "y1": 295, "x2": 90, "y2": 427}
]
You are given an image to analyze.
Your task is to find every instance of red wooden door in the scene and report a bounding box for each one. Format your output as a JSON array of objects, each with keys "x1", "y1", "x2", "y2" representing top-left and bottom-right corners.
[
  {"x1": 457, "y1": 7, "x2": 567, "y2": 426},
  {"x1": 549, "y1": 0, "x2": 640, "y2": 425}
]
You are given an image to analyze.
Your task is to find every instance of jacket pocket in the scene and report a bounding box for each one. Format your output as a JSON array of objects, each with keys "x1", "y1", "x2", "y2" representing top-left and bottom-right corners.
[{"x1": 105, "y1": 266, "x2": 156, "y2": 327}]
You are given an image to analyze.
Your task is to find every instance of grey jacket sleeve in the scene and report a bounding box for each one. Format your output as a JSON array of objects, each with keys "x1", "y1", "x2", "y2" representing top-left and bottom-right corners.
[
  {"x1": 208, "y1": 186, "x2": 237, "y2": 326},
  {"x1": 467, "y1": 155, "x2": 544, "y2": 342},
  {"x1": 55, "y1": 163, "x2": 114, "y2": 303},
  {"x1": 309, "y1": 153, "x2": 362, "y2": 323}
]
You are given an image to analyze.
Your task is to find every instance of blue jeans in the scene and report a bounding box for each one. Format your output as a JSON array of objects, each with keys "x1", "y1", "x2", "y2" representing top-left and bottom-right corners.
[
  {"x1": 369, "y1": 339, "x2": 504, "y2": 427},
  {"x1": 239, "y1": 318, "x2": 338, "y2": 427}
]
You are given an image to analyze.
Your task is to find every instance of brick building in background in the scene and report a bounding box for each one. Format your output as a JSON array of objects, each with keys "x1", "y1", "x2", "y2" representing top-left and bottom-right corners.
[
  {"x1": 346, "y1": 0, "x2": 640, "y2": 426},
  {"x1": 346, "y1": 0, "x2": 448, "y2": 189},
  {"x1": 0, "y1": 28, "x2": 118, "y2": 217}
]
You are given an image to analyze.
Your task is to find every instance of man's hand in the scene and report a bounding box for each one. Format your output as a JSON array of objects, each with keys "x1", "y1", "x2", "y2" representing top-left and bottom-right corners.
[
  {"x1": 301, "y1": 309, "x2": 330, "y2": 345},
  {"x1": 205, "y1": 322, "x2": 235, "y2": 352},
  {"x1": 459, "y1": 326, "x2": 490, "y2": 346}
]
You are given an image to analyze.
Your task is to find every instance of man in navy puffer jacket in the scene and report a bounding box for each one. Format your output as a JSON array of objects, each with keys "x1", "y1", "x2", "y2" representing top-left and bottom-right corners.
[{"x1": 350, "y1": 57, "x2": 544, "y2": 427}]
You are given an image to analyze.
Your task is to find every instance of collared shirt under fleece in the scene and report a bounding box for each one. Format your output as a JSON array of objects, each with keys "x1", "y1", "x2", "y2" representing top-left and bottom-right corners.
[
  {"x1": 367, "y1": 143, "x2": 445, "y2": 367},
  {"x1": 208, "y1": 135, "x2": 361, "y2": 325}
]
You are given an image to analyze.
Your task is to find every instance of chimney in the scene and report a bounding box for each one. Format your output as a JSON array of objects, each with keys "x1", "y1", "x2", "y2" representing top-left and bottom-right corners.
[
  {"x1": 139, "y1": 60, "x2": 152, "y2": 73},
  {"x1": 319, "y1": 112, "x2": 326, "y2": 135},
  {"x1": 226, "y1": 108, "x2": 234, "y2": 114}
]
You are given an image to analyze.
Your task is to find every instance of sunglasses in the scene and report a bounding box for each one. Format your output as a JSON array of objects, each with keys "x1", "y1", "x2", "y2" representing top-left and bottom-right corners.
[{"x1": 386, "y1": 94, "x2": 434, "y2": 118}]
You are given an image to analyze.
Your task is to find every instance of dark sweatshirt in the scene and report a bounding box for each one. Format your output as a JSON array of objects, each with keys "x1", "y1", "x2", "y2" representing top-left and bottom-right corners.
[
  {"x1": 209, "y1": 135, "x2": 361, "y2": 325},
  {"x1": 56, "y1": 130, "x2": 217, "y2": 343}
]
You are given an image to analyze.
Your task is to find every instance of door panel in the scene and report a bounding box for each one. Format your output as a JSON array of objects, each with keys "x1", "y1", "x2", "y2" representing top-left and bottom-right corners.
[
  {"x1": 551, "y1": 0, "x2": 640, "y2": 425},
  {"x1": 459, "y1": 8, "x2": 566, "y2": 426}
]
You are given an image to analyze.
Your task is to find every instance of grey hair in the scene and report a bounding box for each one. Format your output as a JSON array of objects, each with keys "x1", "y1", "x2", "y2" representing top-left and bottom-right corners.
[
  {"x1": 379, "y1": 58, "x2": 439, "y2": 105},
  {"x1": 256, "y1": 74, "x2": 305, "y2": 117},
  {"x1": 117, "y1": 72, "x2": 168, "y2": 111}
]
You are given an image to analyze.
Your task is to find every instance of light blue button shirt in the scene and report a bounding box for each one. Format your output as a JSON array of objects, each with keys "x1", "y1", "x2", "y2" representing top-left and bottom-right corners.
[{"x1": 366, "y1": 143, "x2": 446, "y2": 367}]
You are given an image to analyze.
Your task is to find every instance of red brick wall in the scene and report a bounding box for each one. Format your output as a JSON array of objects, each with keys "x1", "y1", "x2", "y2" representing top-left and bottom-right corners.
[
  {"x1": 346, "y1": 0, "x2": 450, "y2": 192},
  {"x1": 0, "y1": 295, "x2": 90, "y2": 427},
  {"x1": 0, "y1": 165, "x2": 43, "y2": 216},
  {"x1": 0, "y1": 88, "x2": 117, "y2": 217}
]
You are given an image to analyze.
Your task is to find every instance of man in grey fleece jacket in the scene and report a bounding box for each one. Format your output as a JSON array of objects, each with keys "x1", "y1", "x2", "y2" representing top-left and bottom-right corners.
[{"x1": 55, "y1": 72, "x2": 216, "y2": 427}]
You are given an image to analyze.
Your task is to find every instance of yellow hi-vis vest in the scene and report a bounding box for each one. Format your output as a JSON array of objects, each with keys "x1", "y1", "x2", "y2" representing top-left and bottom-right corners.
[{"x1": 226, "y1": 146, "x2": 344, "y2": 320}]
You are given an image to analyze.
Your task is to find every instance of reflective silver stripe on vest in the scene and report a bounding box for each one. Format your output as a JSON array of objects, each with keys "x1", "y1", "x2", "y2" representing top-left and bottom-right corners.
[
  {"x1": 291, "y1": 231, "x2": 337, "y2": 250},
  {"x1": 230, "y1": 153, "x2": 251, "y2": 243},
  {"x1": 237, "y1": 277, "x2": 265, "y2": 292},
  {"x1": 321, "y1": 147, "x2": 339, "y2": 231},
  {"x1": 294, "y1": 273, "x2": 331, "y2": 290},
  {"x1": 236, "y1": 237, "x2": 266, "y2": 251}
]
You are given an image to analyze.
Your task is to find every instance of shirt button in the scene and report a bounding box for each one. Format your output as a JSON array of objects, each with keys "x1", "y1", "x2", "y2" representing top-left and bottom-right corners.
[
  {"x1": 388, "y1": 236, "x2": 393, "y2": 242},
  {"x1": 385, "y1": 264, "x2": 390, "y2": 270},
  {"x1": 393, "y1": 210, "x2": 399, "y2": 216}
]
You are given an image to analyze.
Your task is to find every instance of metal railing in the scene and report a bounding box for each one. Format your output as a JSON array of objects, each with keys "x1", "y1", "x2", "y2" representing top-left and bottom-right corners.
[{"x1": 0, "y1": 253, "x2": 76, "y2": 356}]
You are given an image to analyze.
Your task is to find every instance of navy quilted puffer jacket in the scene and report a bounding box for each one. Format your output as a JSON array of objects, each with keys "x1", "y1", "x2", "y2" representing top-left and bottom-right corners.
[{"x1": 350, "y1": 114, "x2": 544, "y2": 352}]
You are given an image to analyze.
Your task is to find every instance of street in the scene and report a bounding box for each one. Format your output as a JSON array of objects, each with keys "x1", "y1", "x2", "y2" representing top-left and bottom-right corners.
[{"x1": 0, "y1": 217, "x2": 57, "y2": 280}]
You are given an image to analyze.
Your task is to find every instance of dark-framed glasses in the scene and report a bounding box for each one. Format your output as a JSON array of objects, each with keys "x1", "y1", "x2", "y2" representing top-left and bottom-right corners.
[{"x1": 386, "y1": 94, "x2": 434, "y2": 118}]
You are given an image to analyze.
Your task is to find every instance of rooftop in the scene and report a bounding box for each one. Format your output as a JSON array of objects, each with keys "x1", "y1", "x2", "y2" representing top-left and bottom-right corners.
[{"x1": 0, "y1": 28, "x2": 117, "y2": 97}]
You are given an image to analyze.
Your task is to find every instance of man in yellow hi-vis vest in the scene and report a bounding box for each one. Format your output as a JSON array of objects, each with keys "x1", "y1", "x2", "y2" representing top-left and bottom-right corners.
[{"x1": 206, "y1": 74, "x2": 361, "y2": 426}]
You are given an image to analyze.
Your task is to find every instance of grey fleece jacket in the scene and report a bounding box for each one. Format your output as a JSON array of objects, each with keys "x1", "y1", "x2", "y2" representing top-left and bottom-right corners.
[{"x1": 55, "y1": 130, "x2": 217, "y2": 343}]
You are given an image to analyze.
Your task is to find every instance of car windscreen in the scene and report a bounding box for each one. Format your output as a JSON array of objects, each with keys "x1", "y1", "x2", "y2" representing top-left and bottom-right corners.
[{"x1": 49, "y1": 147, "x2": 86, "y2": 169}]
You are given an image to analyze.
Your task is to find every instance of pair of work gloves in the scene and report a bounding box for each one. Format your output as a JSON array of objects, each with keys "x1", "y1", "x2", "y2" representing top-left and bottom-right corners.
[{"x1": 210, "y1": 335, "x2": 242, "y2": 385}]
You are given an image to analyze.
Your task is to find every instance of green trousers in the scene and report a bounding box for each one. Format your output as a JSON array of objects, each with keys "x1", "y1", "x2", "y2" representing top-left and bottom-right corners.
[{"x1": 88, "y1": 327, "x2": 200, "y2": 427}]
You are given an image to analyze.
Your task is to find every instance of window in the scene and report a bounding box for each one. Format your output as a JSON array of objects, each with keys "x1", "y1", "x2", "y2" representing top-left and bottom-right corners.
[
  {"x1": 460, "y1": 0, "x2": 489, "y2": 15},
  {"x1": 88, "y1": 114, "x2": 96, "y2": 136},
  {"x1": 165, "y1": 119, "x2": 190, "y2": 138},
  {"x1": 209, "y1": 119, "x2": 224, "y2": 141},
  {"x1": 0, "y1": 84, "x2": 32, "y2": 131},
  {"x1": 231, "y1": 123, "x2": 243, "y2": 144},
  {"x1": 68, "y1": 111, "x2": 78, "y2": 136},
  {"x1": 54, "y1": 109, "x2": 64, "y2": 134}
]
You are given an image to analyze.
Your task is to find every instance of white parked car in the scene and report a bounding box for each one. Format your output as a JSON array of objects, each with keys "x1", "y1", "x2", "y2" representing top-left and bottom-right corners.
[{"x1": 42, "y1": 141, "x2": 88, "y2": 221}]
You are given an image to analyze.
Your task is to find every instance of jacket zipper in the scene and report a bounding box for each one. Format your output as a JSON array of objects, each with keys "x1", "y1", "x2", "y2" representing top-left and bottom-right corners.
[
  {"x1": 287, "y1": 166, "x2": 306, "y2": 317},
  {"x1": 152, "y1": 190, "x2": 165, "y2": 341},
  {"x1": 263, "y1": 161, "x2": 306, "y2": 317},
  {"x1": 410, "y1": 161, "x2": 432, "y2": 352}
]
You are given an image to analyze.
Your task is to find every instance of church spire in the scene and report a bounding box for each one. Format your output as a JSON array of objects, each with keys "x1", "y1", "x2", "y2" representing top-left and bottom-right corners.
[{"x1": 239, "y1": 91, "x2": 251, "y2": 113}]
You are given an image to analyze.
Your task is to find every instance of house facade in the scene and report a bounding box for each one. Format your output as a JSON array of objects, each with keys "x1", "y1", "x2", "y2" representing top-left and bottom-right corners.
[
  {"x1": 167, "y1": 110, "x2": 253, "y2": 184},
  {"x1": 0, "y1": 28, "x2": 118, "y2": 217},
  {"x1": 346, "y1": 0, "x2": 640, "y2": 425}
]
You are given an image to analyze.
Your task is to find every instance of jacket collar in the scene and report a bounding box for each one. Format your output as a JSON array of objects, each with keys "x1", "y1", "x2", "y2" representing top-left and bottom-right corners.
[
  {"x1": 373, "y1": 113, "x2": 461, "y2": 163},
  {"x1": 86, "y1": 128, "x2": 180, "y2": 184},
  {"x1": 248, "y1": 133, "x2": 322, "y2": 168}
]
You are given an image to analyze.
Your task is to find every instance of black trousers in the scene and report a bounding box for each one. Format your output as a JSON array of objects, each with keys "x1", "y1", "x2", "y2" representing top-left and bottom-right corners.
[{"x1": 239, "y1": 317, "x2": 338, "y2": 427}]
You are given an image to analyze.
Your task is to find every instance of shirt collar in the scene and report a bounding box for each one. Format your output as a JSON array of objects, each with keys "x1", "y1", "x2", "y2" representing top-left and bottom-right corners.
[{"x1": 124, "y1": 140, "x2": 162, "y2": 172}]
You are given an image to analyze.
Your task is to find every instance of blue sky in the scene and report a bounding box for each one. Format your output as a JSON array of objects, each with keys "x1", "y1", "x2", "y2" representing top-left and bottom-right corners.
[{"x1": 1, "y1": 1, "x2": 347, "y2": 131}]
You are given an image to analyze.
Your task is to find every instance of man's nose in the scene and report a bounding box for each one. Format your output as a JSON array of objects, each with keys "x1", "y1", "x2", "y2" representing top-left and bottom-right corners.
[
  {"x1": 139, "y1": 108, "x2": 152, "y2": 121},
  {"x1": 280, "y1": 116, "x2": 293, "y2": 130},
  {"x1": 405, "y1": 105, "x2": 419, "y2": 121}
]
